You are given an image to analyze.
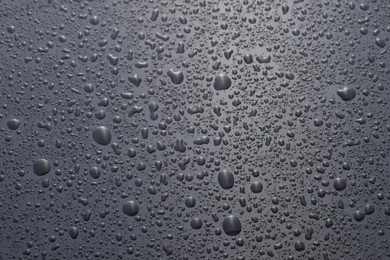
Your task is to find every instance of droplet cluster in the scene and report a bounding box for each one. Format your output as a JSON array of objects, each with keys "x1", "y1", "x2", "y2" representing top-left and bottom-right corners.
[{"x1": 0, "y1": 0, "x2": 390, "y2": 259}]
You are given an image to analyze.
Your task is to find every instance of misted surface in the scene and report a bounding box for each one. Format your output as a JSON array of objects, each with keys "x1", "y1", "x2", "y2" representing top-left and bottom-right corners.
[{"x1": 1, "y1": 0, "x2": 390, "y2": 259}]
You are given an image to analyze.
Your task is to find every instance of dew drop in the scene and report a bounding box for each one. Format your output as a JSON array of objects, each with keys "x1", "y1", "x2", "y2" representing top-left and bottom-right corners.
[
  {"x1": 122, "y1": 201, "x2": 139, "y2": 216},
  {"x1": 213, "y1": 73, "x2": 232, "y2": 90},
  {"x1": 218, "y1": 170, "x2": 234, "y2": 189},
  {"x1": 92, "y1": 126, "x2": 112, "y2": 145},
  {"x1": 33, "y1": 159, "x2": 51, "y2": 176},
  {"x1": 222, "y1": 215, "x2": 242, "y2": 236},
  {"x1": 337, "y1": 87, "x2": 356, "y2": 101}
]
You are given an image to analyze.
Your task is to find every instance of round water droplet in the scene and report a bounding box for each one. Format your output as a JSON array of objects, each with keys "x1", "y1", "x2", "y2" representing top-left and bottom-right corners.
[
  {"x1": 33, "y1": 159, "x2": 51, "y2": 176},
  {"x1": 218, "y1": 170, "x2": 234, "y2": 189},
  {"x1": 185, "y1": 196, "x2": 196, "y2": 208},
  {"x1": 294, "y1": 240, "x2": 305, "y2": 251},
  {"x1": 92, "y1": 126, "x2": 111, "y2": 145},
  {"x1": 333, "y1": 178, "x2": 347, "y2": 191},
  {"x1": 222, "y1": 215, "x2": 242, "y2": 236},
  {"x1": 7, "y1": 118, "x2": 20, "y2": 130},
  {"x1": 122, "y1": 201, "x2": 139, "y2": 216},
  {"x1": 190, "y1": 218, "x2": 203, "y2": 229},
  {"x1": 89, "y1": 167, "x2": 101, "y2": 179},
  {"x1": 89, "y1": 16, "x2": 100, "y2": 25},
  {"x1": 354, "y1": 210, "x2": 365, "y2": 222},
  {"x1": 7, "y1": 25, "x2": 15, "y2": 33},
  {"x1": 250, "y1": 182, "x2": 263, "y2": 193}
]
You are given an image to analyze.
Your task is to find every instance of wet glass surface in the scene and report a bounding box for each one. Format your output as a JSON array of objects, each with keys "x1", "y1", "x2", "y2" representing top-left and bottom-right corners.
[{"x1": 1, "y1": 0, "x2": 390, "y2": 259}]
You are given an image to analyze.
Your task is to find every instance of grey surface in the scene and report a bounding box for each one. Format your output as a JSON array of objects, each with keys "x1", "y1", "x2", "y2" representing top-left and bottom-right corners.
[{"x1": 0, "y1": 0, "x2": 390, "y2": 259}]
